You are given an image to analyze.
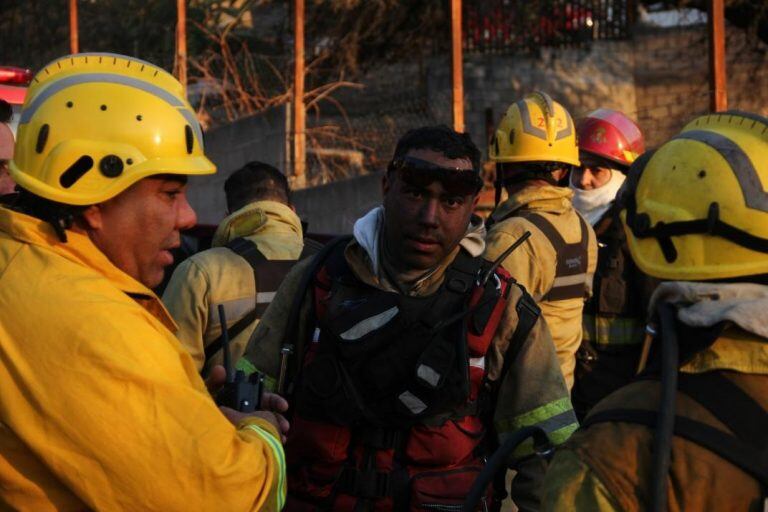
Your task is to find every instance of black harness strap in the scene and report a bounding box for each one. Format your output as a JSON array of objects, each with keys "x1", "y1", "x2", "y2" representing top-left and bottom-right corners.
[
  {"x1": 676, "y1": 372, "x2": 768, "y2": 450},
  {"x1": 582, "y1": 408, "x2": 768, "y2": 487},
  {"x1": 514, "y1": 211, "x2": 590, "y2": 301},
  {"x1": 203, "y1": 237, "x2": 312, "y2": 365},
  {"x1": 582, "y1": 372, "x2": 768, "y2": 488}
]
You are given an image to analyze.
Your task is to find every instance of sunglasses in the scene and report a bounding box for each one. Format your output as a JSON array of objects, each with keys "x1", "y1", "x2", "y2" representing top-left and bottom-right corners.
[{"x1": 388, "y1": 156, "x2": 483, "y2": 196}]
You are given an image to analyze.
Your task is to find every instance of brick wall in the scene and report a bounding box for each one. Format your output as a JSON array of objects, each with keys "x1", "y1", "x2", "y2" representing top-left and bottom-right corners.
[{"x1": 634, "y1": 24, "x2": 768, "y2": 147}]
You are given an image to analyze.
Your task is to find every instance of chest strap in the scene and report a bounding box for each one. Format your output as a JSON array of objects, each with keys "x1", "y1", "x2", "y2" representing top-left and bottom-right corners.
[
  {"x1": 517, "y1": 211, "x2": 589, "y2": 301},
  {"x1": 582, "y1": 372, "x2": 768, "y2": 488}
]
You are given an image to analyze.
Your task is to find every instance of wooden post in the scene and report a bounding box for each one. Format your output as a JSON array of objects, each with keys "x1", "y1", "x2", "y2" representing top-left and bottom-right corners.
[
  {"x1": 293, "y1": 0, "x2": 306, "y2": 188},
  {"x1": 451, "y1": 0, "x2": 465, "y2": 133},
  {"x1": 708, "y1": 0, "x2": 727, "y2": 111},
  {"x1": 176, "y1": 0, "x2": 188, "y2": 93},
  {"x1": 69, "y1": 0, "x2": 79, "y2": 54}
]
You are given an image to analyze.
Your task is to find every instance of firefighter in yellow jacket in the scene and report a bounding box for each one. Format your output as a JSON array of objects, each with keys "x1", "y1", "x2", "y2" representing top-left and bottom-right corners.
[
  {"x1": 542, "y1": 110, "x2": 768, "y2": 511},
  {"x1": 0, "y1": 53, "x2": 286, "y2": 511},
  {"x1": 163, "y1": 161, "x2": 315, "y2": 376},
  {"x1": 486, "y1": 92, "x2": 598, "y2": 390}
]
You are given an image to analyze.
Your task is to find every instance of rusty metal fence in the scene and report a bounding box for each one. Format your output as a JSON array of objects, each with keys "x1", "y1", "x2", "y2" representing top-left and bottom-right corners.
[{"x1": 464, "y1": 0, "x2": 632, "y2": 54}]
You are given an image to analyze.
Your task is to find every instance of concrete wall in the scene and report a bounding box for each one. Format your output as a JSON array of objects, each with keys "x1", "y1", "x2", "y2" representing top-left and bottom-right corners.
[
  {"x1": 291, "y1": 172, "x2": 383, "y2": 234},
  {"x1": 186, "y1": 105, "x2": 287, "y2": 226},
  {"x1": 189, "y1": 23, "x2": 768, "y2": 233}
]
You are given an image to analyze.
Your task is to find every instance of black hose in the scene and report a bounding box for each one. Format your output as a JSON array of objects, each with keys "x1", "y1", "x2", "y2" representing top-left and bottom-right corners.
[
  {"x1": 462, "y1": 426, "x2": 552, "y2": 512},
  {"x1": 650, "y1": 303, "x2": 680, "y2": 512}
]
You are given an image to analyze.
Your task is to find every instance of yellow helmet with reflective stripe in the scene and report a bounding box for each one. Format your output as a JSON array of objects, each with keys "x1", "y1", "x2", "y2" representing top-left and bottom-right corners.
[
  {"x1": 10, "y1": 53, "x2": 215, "y2": 206},
  {"x1": 489, "y1": 91, "x2": 580, "y2": 167},
  {"x1": 621, "y1": 111, "x2": 768, "y2": 281}
]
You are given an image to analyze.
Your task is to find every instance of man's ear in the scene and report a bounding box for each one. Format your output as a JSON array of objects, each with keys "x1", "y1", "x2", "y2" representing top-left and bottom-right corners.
[
  {"x1": 79, "y1": 204, "x2": 103, "y2": 231},
  {"x1": 471, "y1": 193, "x2": 480, "y2": 210},
  {"x1": 382, "y1": 172, "x2": 391, "y2": 197}
]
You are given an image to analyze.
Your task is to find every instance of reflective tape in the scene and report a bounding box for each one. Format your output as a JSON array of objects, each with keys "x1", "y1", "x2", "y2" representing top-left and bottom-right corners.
[
  {"x1": 242, "y1": 423, "x2": 287, "y2": 511},
  {"x1": 416, "y1": 364, "x2": 441, "y2": 388},
  {"x1": 256, "y1": 291, "x2": 276, "y2": 304},
  {"x1": 20, "y1": 72, "x2": 204, "y2": 148},
  {"x1": 551, "y1": 273, "x2": 589, "y2": 288},
  {"x1": 340, "y1": 306, "x2": 399, "y2": 341},
  {"x1": 582, "y1": 314, "x2": 645, "y2": 346},
  {"x1": 399, "y1": 390, "x2": 428, "y2": 414},
  {"x1": 496, "y1": 397, "x2": 579, "y2": 457}
]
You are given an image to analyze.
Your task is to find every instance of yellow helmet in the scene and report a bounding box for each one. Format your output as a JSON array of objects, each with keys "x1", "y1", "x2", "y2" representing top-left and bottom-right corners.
[
  {"x1": 10, "y1": 53, "x2": 215, "y2": 206},
  {"x1": 489, "y1": 91, "x2": 580, "y2": 167},
  {"x1": 621, "y1": 111, "x2": 768, "y2": 281}
]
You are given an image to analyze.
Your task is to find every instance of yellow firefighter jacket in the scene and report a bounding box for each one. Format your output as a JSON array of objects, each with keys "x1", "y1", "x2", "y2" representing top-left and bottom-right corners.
[
  {"x1": 542, "y1": 283, "x2": 768, "y2": 511},
  {"x1": 486, "y1": 184, "x2": 598, "y2": 390},
  {"x1": 163, "y1": 200, "x2": 304, "y2": 374},
  {"x1": 0, "y1": 207, "x2": 285, "y2": 512},
  {"x1": 241, "y1": 208, "x2": 579, "y2": 511}
]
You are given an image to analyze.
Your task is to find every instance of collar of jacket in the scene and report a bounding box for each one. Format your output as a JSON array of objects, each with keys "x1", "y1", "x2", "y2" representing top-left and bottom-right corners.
[
  {"x1": 648, "y1": 281, "x2": 768, "y2": 375},
  {"x1": 0, "y1": 206, "x2": 177, "y2": 330},
  {"x1": 490, "y1": 183, "x2": 574, "y2": 223},
  {"x1": 211, "y1": 200, "x2": 302, "y2": 248},
  {"x1": 345, "y1": 210, "x2": 486, "y2": 297}
]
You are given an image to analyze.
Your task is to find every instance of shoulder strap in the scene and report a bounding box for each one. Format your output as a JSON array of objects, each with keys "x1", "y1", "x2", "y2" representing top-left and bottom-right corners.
[
  {"x1": 583, "y1": 372, "x2": 768, "y2": 487},
  {"x1": 518, "y1": 211, "x2": 590, "y2": 301},
  {"x1": 509, "y1": 287, "x2": 541, "y2": 359},
  {"x1": 284, "y1": 235, "x2": 354, "y2": 388},
  {"x1": 497, "y1": 286, "x2": 541, "y2": 380},
  {"x1": 676, "y1": 372, "x2": 768, "y2": 450},
  {"x1": 583, "y1": 408, "x2": 768, "y2": 487},
  {"x1": 203, "y1": 237, "x2": 298, "y2": 365}
]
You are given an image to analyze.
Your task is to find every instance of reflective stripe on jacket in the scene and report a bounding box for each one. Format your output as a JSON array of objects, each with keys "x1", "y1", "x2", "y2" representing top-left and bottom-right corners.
[{"x1": 0, "y1": 207, "x2": 285, "y2": 511}]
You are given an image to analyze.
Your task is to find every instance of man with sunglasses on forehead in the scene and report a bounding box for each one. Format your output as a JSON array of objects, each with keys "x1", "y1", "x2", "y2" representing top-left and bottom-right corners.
[
  {"x1": 487, "y1": 92, "x2": 598, "y2": 392},
  {"x1": 242, "y1": 125, "x2": 576, "y2": 511}
]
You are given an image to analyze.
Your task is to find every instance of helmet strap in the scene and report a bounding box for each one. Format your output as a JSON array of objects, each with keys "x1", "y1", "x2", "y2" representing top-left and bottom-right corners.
[{"x1": 13, "y1": 189, "x2": 81, "y2": 243}]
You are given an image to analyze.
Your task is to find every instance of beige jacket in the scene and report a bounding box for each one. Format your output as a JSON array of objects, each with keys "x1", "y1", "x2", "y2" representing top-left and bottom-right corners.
[
  {"x1": 486, "y1": 184, "x2": 598, "y2": 390},
  {"x1": 542, "y1": 282, "x2": 768, "y2": 511},
  {"x1": 163, "y1": 200, "x2": 304, "y2": 373}
]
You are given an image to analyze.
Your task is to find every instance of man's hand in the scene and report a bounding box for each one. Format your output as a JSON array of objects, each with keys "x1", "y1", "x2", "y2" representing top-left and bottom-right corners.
[
  {"x1": 215, "y1": 382, "x2": 291, "y2": 441},
  {"x1": 220, "y1": 407, "x2": 290, "y2": 442},
  {"x1": 205, "y1": 364, "x2": 227, "y2": 395}
]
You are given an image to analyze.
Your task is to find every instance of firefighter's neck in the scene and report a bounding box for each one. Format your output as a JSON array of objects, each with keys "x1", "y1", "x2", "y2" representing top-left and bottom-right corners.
[{"x1": 380, "y1": 236, "x2": 442, "y2": 295}]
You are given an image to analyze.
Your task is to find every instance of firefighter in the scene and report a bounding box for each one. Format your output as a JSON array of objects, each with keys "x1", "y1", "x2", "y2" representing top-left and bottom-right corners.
[
  {"x1": 242, "y1": 125, "x2": 577, "y2": 511},
  {"x1": 163, "y1": 161, "x2": 320, "y2": 376},
  {"x1": 0, "y1": 53, "x2": 286, "y2": 511},
  {"x1": 486, "y1": 91, "x2": 598, "y2": 390},
  {"x1": 568, "y1": 109, "x2": 652, "y2": 420},
  {"x1": 542, "y1": 110, "x2": 768, "y2": 511}
]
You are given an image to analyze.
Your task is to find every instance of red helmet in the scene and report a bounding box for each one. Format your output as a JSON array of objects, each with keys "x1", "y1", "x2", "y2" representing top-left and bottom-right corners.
[{"x1": 576, "y1": 109, "x2": 645, "y2": 169}]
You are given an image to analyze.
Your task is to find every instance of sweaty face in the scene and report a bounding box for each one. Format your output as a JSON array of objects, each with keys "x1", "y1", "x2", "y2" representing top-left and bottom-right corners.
[
  {"x1": 382, "y1": 149, "x2": 479, "y2": 272},
  {"x1": 86, "y1": 176, "x2": 197, "y2": 289},
  {"x1": 571, "y1": 166, "x2": 613, "y2": 190}
]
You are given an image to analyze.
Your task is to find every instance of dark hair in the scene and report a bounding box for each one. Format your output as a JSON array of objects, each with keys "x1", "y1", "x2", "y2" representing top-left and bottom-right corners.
[
  {"x1": 224, "y1": 161, "x2": 291, "y2": 212},
  {"x1": 392, "y1": 125, "x2": 481, "y2": 172},
  {"x1": 0, "y1": 100, "x2": 11, "y2": 124},
  {"x1": 11, "y1": 188, "x2": 86, "y2": 242}
]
